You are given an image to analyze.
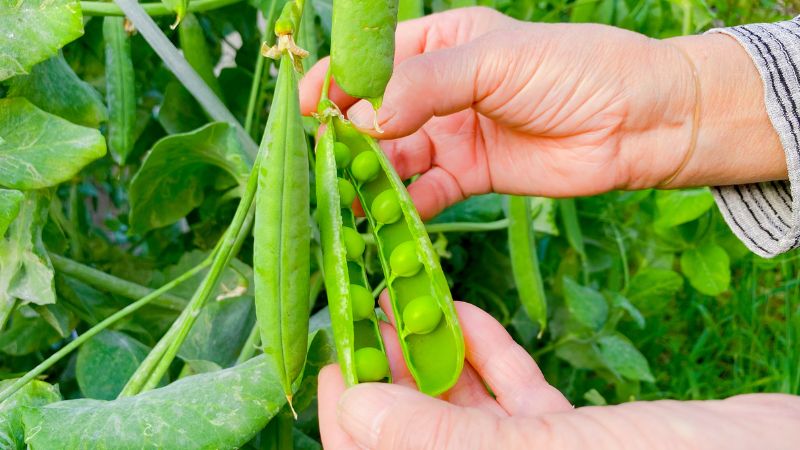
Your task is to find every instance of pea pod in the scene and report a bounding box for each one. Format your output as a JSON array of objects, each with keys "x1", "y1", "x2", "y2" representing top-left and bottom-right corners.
[
  {"x1": 330, "y1": 0, "x2": 398, "y2": 108},
  {"x1": 103, "y1": 17, "x2": 136, "y2": 164},
  {"x1": 333, "y1": 118, "x2": 463, "y2": 396},
  {"x1": 254, "y1": 53, "x2": 310, "y2": 408},
  {"x1": 315, "y1": 124, "x2": 390, "y2": 386},
  {"x1": 179, "y1": 13, "x2": 222, "y2": 98},
  {"x1": 507, "y1": 196, "x2": 547, "y2": 337}
]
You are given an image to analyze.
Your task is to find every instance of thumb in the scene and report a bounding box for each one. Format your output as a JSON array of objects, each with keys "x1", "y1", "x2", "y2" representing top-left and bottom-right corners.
[
  {"x1": 337, "y1": 382, "x2": 501, "y2": 450},
  {"x1": 346, "y1": 39, "x2": 488, "y2": 140}
]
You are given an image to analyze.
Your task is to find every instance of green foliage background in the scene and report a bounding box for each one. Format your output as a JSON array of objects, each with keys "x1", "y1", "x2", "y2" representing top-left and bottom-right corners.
[{"x1": 1, "y1": 0, "x2": 799, "y2": 447}]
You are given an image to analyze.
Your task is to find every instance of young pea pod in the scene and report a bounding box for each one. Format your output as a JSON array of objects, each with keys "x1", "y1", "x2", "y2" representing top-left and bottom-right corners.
[
  {"x1": 315, "y1": 124, "x2": 390, "y2": 386},
  {"x1": 507, "y1": 196, "x2": 547, "y2": 337},
  {"x1": 103, "y1": 17, "x2": 136, "y2": 164},
  {"x1": 333, "y1": 119, "x2": 464, "y2": 396},
  {"x1": 254, "y1": 53, "x2": 310, "y2": 408},
  {"x1": 179, "y1": 13, "x2": 223, "y2": 98},
  {"x1": 330, "y1": 0, "x2": 398, "y2": 108}
]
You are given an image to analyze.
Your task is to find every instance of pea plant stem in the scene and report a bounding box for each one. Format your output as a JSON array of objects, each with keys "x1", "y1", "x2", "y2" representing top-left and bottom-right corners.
[
  {"x1": 81, "y1": 0, "x2": 243, "y2": 16},
  {"x1": 244, "y1": 0, "x2": 282, "y2": 136},
  {"x1": 120, "y1": 153, "x2": 263, "y2": 398},
  {"x1": 49, "y1": 253, "x2": 186, "y2": 311},
  {"x1": 236, "y1": 322, "x2": 261, "y2": 364},
  {"x1": 0, "y1": 260, "x2": 210, "y2": 404}
]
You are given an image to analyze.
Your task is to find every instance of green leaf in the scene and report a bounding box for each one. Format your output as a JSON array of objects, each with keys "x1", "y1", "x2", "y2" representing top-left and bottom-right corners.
[
  {"x1": 530, "y1": 197, "x2": 559, "y2": 235},
  {"x1": 0, "y1": 0, "x2": 84, "y2": 82},
  {"x1": 0, "y1": 98, "x2": 106, "y2": 190},
  {"x1": 128, "y1": 122, "x2": 253, "y2": 233},
  {"x1": 428, "y1": 193, "x2": 505, "y2": 224},
  {"x1": 608, "y1": 292, "x2": 645, "y2": 329},
  {"x1": 7, "y1": 53, "x2": 106, "y2": 128},
  {"x1": 0, "y1": 192, "x2": 56, "y2": 325},
  {"x1": 178, "y1": 295, "x2": 256, "y2": 368},
  {"x1": 0, "y1": 379, "x2": 60, "y2": 449},
  {"x1": 0, "y1": 189, "x2": 24, "y2": 236},
  {"x1": 624, "y1": 268, "x2": 683, "y2": 314},
  {"x1": 157, "y1": 80, "x2": 209, "y2": 134},
  {"x1": 76, "y1": 330, "x2": 151, "y2": 400},
  {"x1": 0, "y1": 306, "x2": 61, "y2": 355},
  {"x1": 680, "y1": 243, "x2": 731, "y2": 296},
  {"x1": 563, "y1": 277, "x2": 607, "y2": 331},
  {"x1": 21, "y1": 330, "x2": 334, "y2": 449},
  {"x1": 655, "y1": 188, "x2": 714, "y2": 228},
  {"x1": 596, "y1": 333, "x2": 654, "y2": 383}
]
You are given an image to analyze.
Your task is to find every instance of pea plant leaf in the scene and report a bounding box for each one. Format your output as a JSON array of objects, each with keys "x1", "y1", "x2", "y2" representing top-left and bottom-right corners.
[
  {"x1": 563, "y1": 277, "x2": 608, "y2": 331},
  {"x1": 0, "y1": 379, "x2": 61, "y2": 449},
  {"x1": 21, "y1": 330, "x2": 334, "y2": 449},
  {"x1": 596, "y1": 333, "x2": 655, "y2": 383},
  {"x1": 429, "y1": 193, "x2": 505, "y2": 224},
  {"x1": 680, "y1": 243, "x2": 731, "y2": 296},
  {"x1": 0, "y1": 192, "x2": 56, "y2": 327},
  {"x1": 0, "y1": 0, "x2": 84, "y2": 82},
  {"x1": 76, "y1": 330, "x2": 152, "y2": 400},
  {"x1": 178, "y1": 295, "x2": 256, "y2": 368},
  {"x1": 128, "y1": 122, "x2": 252, "y2": 234},
  {"x1": 0, "y1": 306, "x2": 62, "y2": 356},
  {"x1": 0, "y1": 189, "x2": 24, "y2": 236},
  {"x1": 654, "y1": 188, "x2": 715, "y2": 228},
  {"x1": 0, "y1": 98, "x2": 106, "y2": 190},
  {"x1": 7, "y1": 53, "x2": 107, "y2": 128},
  {"x1": 624, "y1": 268, "x2": 683, "y2": 315}
]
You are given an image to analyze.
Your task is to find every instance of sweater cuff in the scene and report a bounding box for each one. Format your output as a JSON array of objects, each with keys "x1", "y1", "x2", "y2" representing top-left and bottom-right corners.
[{"x1": 707, "y1": 19, "x2": 800, "y2": 257}]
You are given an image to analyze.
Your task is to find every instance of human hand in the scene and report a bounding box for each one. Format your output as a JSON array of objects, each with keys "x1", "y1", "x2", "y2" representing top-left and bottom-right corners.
[
  {"x1": 301, "y1": 7, "x2": 785, "y2": 219},
  {"x1": 318, "y1": 298, "x2": 800, "y2": 450}
]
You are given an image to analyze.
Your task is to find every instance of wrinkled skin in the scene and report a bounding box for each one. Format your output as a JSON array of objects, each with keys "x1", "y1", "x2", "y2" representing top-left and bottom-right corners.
[{"x1": 302, "y1": 8, "x2": 797, "y2": 449}]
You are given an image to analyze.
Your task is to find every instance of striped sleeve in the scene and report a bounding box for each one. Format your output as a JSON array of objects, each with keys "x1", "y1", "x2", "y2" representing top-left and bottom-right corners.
[{"x1": 707, "y1": 18, "x2": 800, "y2": 257}]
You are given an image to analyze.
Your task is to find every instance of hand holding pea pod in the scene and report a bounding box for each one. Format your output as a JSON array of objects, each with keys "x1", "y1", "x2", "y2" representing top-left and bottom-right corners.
[{"x1": 302, "y1": 8, "x2": 756, "y2": 220}]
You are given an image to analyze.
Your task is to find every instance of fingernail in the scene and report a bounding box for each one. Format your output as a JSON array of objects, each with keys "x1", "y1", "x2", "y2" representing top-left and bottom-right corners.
[
  {"x1": 347, "y1": 101, "x2": 374, "y2": 129},
  {"x1": 337, "y1": 384, "x2": 396, "y2": 449}
]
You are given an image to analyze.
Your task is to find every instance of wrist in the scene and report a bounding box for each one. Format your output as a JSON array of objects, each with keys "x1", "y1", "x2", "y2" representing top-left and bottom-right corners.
[{"x1": 660, "y1": 33, "x2": 785, "y2": 188}]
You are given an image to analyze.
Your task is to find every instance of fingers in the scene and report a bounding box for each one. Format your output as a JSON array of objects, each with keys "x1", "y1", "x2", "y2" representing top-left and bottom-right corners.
[
  {"x1": 346, "y1": 41, "x2": 484, "y2": 139},
  {"x1": 406, "y1": 167, "x2": 469, "y2": 220},
  {"x1": 392, "y1": 7, "x2": 511, "y2": 63},
  {"x1": 441, "y1": 363, "x2": 508, "y2": 417},
  {"x1": 318, "y1": 365, "x2": 360, "y2": 450},
  {"x1": 455, "y1": 302, "x2": 573, "y2": 416},
  {"x1": 337, "y1": 382, "x2": 501, "y2": 450},
  {"x1": 299, "y1": 7, "x2": 512, "y2": 117}
]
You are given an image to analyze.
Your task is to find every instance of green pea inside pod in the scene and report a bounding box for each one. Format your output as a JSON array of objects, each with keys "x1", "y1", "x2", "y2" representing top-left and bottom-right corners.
[
  {"x1": 350, "y1": 284, "x2": 375, "y2": 321},
  {"x1": 371, "y1": 190, "x2": 402, "y2": 224},
  {"x1": 350, "y1": 151, "x2": 380, "y2": 183},
  {"x1": 403, "y1": 295, "x2": 443, "y2": 335},
  {"x1": 389, "y1": 241, "x2": 422, "y2": 277},
  {"x1": 334, "y1": 142, "x2": 352, "y2": 168},
  {"x1": 342, "y1": 227, "x2": 365, "y2": 260},
  {"x1": 355, "y1": 347, "x2": 389, "y2": 382},
  {"x1": 338, "y1": 177, "x2": 356, "y2": 207}
]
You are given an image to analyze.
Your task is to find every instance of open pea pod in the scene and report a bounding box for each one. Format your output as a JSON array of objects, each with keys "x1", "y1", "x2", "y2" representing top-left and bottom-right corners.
[
  {"x1": 254, "y1": 52, "x2": 310, "y2": 407},
  {"x1": 333, "y1": 118, "x2": 464, "y2": 396},
  {"x1": 315, "y1": 124, "x2": 390, "y2": 386}
]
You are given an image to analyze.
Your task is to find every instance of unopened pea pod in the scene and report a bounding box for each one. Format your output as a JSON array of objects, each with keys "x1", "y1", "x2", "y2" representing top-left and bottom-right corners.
[
  {"x1": 330, "y1": 0, "x2": 398, "y2": 108},
  {"x1": 179, "y1": 13, "x2": 223, "y2": 98},
  {"x1": 254, "y1": 53, "x2": 310, "y2": 408},
  {"x1": 333, "y1": 118, "x2": 464, "y2": 396},
  {"x1": 103, "y1": 17, "x2": 136, "y2": 164},
  {"x1": 507, "y1": 195, "x2": 547, "y2": 337},
  {"x1": 315, "y1": 124, "x2": 390, "y2": 386}
]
